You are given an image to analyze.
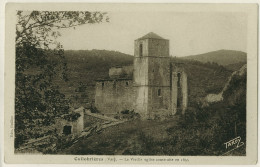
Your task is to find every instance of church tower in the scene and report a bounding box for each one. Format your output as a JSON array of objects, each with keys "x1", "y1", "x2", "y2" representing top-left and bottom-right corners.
[{"x1": 133, "y1": 32, "x2": 171, "y2": 118}]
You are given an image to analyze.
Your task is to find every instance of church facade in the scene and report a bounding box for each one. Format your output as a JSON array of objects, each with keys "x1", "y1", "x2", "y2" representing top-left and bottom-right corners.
[{"x1": 95, "y1": 32, "x2": 188, "y2": 119}]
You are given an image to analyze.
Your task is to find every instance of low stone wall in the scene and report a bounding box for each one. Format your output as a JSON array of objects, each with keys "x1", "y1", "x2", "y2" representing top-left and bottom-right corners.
[{"x1": 95, "y1": 79, "x2": 136, "y2": 115}]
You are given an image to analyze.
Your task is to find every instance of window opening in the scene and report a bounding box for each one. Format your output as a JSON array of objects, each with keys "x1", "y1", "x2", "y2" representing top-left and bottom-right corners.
[
  {"x1": 139, "y1": 44, "x2": 143, "y2": 57},
  {"x1": 177, "y1": 73, "x2": 181, "y2": 87},
  {"x1": 63, "y1": 125, "x2": 72, "y2": 135},
  {"x1": 158, "y1": 89, "x2": 161, "y2": 96},
  {"x1": 102, "y1": 82, "x2": 104, "y2": 89}
]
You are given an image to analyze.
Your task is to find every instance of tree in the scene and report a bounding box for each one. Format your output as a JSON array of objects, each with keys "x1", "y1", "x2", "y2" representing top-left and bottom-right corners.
[{"x1": 15, "y1": 11, "x2": 109, "y2": 148}]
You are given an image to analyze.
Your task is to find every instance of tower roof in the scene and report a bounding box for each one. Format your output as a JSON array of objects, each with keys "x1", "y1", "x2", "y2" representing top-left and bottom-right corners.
[{"x1": 138, "y1": 32, "x2": 165, "y2": 40}]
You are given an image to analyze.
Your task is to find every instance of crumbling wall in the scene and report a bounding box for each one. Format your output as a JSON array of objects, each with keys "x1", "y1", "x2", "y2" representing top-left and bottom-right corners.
[
  {"x1": 181, "y1": 72, "x2": 188, "y2": 114},
  {"x1": 95, "y1": 79, "x2": 136, "y2": 116},
  {"x1": 55, "y1": 109, "x2": 84, "y2": 136},
  {"x1": 109, "y1": 66, "x2": 133, "y2": 79},
  {"x1": 171, "y1": 66, "x2": 188, "y2": 115},
  {"x1": 171, "y1": 71, "x2": 178, "y2": 115},
  {"x1": 147, "y1": 87, "x2": 171, "y2": 119}
]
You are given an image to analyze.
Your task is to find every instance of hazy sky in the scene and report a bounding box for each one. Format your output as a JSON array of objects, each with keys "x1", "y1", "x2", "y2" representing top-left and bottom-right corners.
[{"x1": 58, "y1": 11, "x2": 247, "y2": 57}]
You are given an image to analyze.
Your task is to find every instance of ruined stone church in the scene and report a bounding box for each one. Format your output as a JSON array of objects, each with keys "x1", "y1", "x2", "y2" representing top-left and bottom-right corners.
[{"x1": 95, "y1": 32, "x2": 188, "y2": 119}]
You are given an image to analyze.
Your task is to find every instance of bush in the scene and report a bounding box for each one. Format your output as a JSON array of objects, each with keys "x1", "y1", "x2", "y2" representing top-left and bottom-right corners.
[
  {"x1": 115, "y1": 109, "x2": 140, "y2": 120},
  {"x1": 121, "y1": 110, "x2": 130, "y2": 114},
  {"x1": 90, "y1": 106, "x2": 100, "y2": 113},
  {"x1": 62, "y1": 112, "x2": 81, "y2": 122}
]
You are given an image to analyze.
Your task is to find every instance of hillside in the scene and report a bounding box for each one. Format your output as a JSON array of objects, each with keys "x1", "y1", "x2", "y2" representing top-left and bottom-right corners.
[
  {"x1": 205, "y1": 65, "x2": 247, "y2": 149},
  {"x1": 24, "y1": 49, "x2": 246, "y2": 155},
  {"x1": 170, "y1": 58, "x2": 232, "y2": 105},
  {"x1": 182, "y1": 50, "x2": 247, "y2": 66},
  {"x1": 51, "y1": 49, "x2": 244, "y2": 108},
  {"x1": 224, "y1": 62, "x2": 246, "y2": 72},
  {"x1": 64, "y1": 49, "x2": 133, "y2": 84},
  {"x1": 52, "y1": 50, "x2": 133, "y2": 107},
  {"x1": 60, "y1": 64, "x2": 247, "y2": 156}
]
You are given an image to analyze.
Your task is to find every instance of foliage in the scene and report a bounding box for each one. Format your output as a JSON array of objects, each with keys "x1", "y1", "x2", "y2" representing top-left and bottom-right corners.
[
  {"x1": 171, "y1": 57, "x2": 233, "y2": 105},
  {"x1": 90, "y1": 106, "x2": 100, "y2": 113},
  {"x1": 16, "y1": 11, "x2": 108, "y2": 48},
  {"x1": 62, "y1": 112, "x2": 81, "y2": 122},
  {"x1": 47, "y1": 49, "x2": 133, "y2": 108},
  {"x1": 114, "y1": 109, "x2": 140, "y2": 120},
  {"x1": 49, "y1": 53, "x2": 246, "y2": 156},
  {"x1": 136, "y1": 98, "x2": 246, "y2": 156},
  {"x1": 15, "y1": 11, "x2": 108, "y2": 148},
  {"x1": 52, "y1": 50, "x2": 233, "y2": 110}
]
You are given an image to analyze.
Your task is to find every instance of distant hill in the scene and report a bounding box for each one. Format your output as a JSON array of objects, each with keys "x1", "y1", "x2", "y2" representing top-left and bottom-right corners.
[
  {"x1": 51, "y1": 49, "x2": 234, "y2": 108},
  {"x1": 224, "y1": 62, "x2": 246, "y2": 72},
  {"x1": 52, "y1": 50, "x2": 133, "y2": 107},
  {"x1": 181, "y1": 50, "x2": 247, "y2": 66},
  {"x1": 64, "y1": 49, "x2": 133, "y2": 84}
]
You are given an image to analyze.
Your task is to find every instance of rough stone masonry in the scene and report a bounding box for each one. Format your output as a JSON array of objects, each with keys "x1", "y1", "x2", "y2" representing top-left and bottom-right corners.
[{"x1": 95, "y1": 32, "x2": 188, "y2": 119}]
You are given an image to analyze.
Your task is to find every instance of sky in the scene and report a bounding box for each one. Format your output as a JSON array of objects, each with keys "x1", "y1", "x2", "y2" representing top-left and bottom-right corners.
[{"x1": 58, "y1": 11, "x2": 247, "y2": 57}]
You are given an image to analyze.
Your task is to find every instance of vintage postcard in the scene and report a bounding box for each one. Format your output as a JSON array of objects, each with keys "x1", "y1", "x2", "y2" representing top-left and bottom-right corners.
[{"x1": 3, "y1": 2, "x2": 258, "y2": 165}]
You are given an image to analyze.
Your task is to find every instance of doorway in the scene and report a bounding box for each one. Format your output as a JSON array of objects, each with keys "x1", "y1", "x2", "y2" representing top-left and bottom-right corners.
[{"x1": 63, "y1": 125, "x2": 72, "y2": 135}]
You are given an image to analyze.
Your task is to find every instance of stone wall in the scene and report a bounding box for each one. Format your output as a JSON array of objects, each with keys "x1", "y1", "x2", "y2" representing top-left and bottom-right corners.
[
  {"x1": 181, "y1": 72, "x2": 188, "y2": 114},
  {"x1": 55, "y1": 108, "x2": 84, "y2": 136},
  {"x1": 171, "y1": 70, "x2": 178, "y2": 115},
  {"x1": 94, "y1": 34, "x2": 188, "y2": 119},
  {"x1": 148, "y1": 57, "x2": 170, "y2": 86},
  {"x1": 109, "y1": 65, "x2": 133, "y2": 79},
  {"x1": 133, "y1": 37, "x2": 171, "y2": 119},
  {"x1": 134, "y1": 86, "x2": 149, "y2": 118},
  {"x1": 148, "y1": 39, "x2": 169, "y2": 57},
  {"x1": 171, "y1": 66, "x2": 188, "y2": 115},
  {"x1": 84, "y1": 113, "x2": 105, "y2": 128},
  {"x1": 133, "y1": 57, "x2": 149, "y2": 86},
  {"x1": 134, "y1": 39, "x2": 149, "y2": 58},
  {"x1": 95, "y1": 79, "x2": 136, "y2": 116},
  {"x1": 147, "y1": 87, "x2": 171, "y2": 118}
]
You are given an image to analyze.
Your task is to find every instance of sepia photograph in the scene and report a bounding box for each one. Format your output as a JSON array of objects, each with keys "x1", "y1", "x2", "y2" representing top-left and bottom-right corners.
[{"x1": 3, "y1": 2, "x2": 258, "y2": 165}]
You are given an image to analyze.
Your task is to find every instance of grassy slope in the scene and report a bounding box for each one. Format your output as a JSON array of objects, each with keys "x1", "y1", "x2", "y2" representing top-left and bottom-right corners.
[
  {"x1": 54, "y1": 50, "x2": 246, "y2": 156},
  {"x1": 61, "y1": 66, "x2": 246, "y2": 155},
  {"x1": 224, "y1": 62, "x2": 246, "y2": 72},
  {"x1": 61, "y1": 112, "x2": 245, "y2": 155},
  {"x1": 61, "y1": 116, "x2": 190, "y2": 155}
]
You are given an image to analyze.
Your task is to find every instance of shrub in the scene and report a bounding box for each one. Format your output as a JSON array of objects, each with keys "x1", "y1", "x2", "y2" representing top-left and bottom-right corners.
[
  {"x1": 90, "y1": 106, "x2": 100, "y2": 113},
  {"x1": 121, "y1": 110, "x2": 129, "y2": 114}
]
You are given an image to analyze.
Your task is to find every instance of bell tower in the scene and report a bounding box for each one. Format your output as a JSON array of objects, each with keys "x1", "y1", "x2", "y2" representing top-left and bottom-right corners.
[{"x1": 133, "y1": 32, "x2": 171, "y2": 118}]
